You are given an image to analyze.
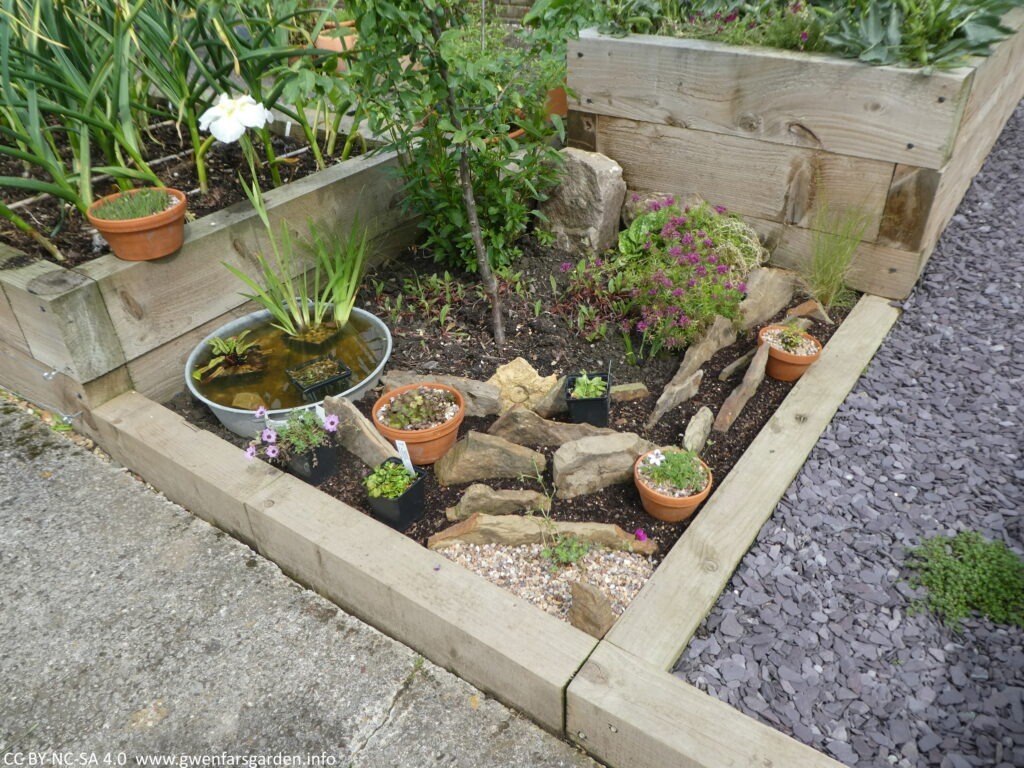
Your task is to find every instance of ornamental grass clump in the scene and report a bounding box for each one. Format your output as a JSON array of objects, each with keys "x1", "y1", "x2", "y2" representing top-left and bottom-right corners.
[
  {"x1": 637, "y1": 448, "x2": 710, "y2": 497},
  {"x1": 379, "y1": 386, "x2": 459, "y2": 431},
  {"x1": 618, "y1": 198, "x2": 765, "y2": 357},
  {"x1": 245, "y1": 408, "x2": 339, "y2": 463},
  {"x1": 90, "y1": 189, "x2": 175, "y2": 221},
  {"x1": 906, "y1": 531, "x2": 1024, "y2": 629},
  {"x1": 364, "y1": 461, "x2": 418, "y2": 499}
]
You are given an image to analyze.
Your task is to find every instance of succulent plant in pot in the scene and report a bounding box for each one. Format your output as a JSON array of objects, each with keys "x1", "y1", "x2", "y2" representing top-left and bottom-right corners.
[
  {"x1": 634, "y1": 447, "x2": 713, "y2": 523},
  {"x1": 372, "y1": 383, "x2": 465, "y2": 465},
  {"x1": 758, "y1": 322, "x2": 822, "y2": 382},
  {"x1": 565, "y1": 371, "x2": 611, "y2": 427},
  {"x1": 86, "y1": 187, "x2": 187, "y2": 261},
  {"x1": 363, "y1": 457, "x2": 427, "y2": 531},
  {"x1": 245, "y1": 407, "x2": 341, "y2": 486}
]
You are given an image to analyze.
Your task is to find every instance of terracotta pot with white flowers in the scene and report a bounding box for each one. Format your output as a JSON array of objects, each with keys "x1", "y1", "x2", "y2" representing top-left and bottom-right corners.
[{"x1": 634, "y1": 447, "x2": 713, "y2": 522}]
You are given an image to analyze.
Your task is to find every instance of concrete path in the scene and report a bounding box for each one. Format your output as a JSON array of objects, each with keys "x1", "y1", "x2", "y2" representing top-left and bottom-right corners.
[{"x1": 0, "y1": 400, "x2": 598, "y2": 767}]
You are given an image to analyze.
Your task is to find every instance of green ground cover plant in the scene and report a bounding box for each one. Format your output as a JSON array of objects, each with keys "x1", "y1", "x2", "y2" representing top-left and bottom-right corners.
[
  {"x1": 364, "y1": 461, "x2": 418, "y2": 499},
  {"x1": 906, "y1": 531, "x2": 1024, "y2": 629},
  {"x1": 89, "y1": 189, "x2": 174, "y2": 221}
]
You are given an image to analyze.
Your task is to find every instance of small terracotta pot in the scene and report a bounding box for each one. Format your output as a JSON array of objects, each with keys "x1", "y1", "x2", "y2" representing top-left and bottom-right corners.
[
  {"x1": 634, "y1": 450, "x2": 713, "y2": 523},
  {"x1": 545, "y1": 85, "x2": 568, "y2": 119},
  {"x1": 372, "y1": 382, "x2": 465, "y2": 465},
  {"x1": 86, "y1": 187, "x2": 186, "y2": 261},
  {"x1": 758, "y1": 325, "x2": 822, "y2": 382},
  {"x1": 315, "y1": 20, "x2": 357, "y2": 72}
]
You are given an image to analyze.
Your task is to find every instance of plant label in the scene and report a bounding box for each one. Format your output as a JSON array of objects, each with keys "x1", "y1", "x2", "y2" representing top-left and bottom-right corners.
[{"x1": 395, "y1": 440, "x2": 415, "y2": 475}]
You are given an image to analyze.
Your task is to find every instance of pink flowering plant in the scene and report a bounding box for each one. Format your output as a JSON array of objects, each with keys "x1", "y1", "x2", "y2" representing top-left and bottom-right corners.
[
  {"x1": 245, "y1": 408, "x2": 339, "y2": 464},
  {"x1": 616, "y1": 197, "x2": 765, "y2": 358}
]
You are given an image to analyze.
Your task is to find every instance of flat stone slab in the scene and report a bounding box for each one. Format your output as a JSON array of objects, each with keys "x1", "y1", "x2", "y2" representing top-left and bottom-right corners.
[
  {"x1": 427, "y1": 513, "x2": 657, "y2": 556},
  {"x1": 435, "y1": 431, "x2": 547, "y2": 486},
  {"x1": 611, "y1": 382, "x2": 651, "y2": 402},
  {"x1": 553, "y1": 432, "x2": 656, "y2": 499},
  {"x1": 381, "y1": 370, "x2": 501, "y2": 417},
  {"x1": 0, "y1": 403, "x2": 598, "y2": 766},
  {"x1": 445, "y1": 483, "x2": 551, "y2": 521},
  {"x1": 488, "y1": 406, "x2": 616, "y2": 447}
]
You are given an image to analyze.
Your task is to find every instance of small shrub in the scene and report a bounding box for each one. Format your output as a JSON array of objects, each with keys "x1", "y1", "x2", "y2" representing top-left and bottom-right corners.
[
  {"x1": 906, "y1": 531, "x2": 1024, "y2": 629},
  {"x1": 364, "y1": 462, "x2": 417, "y2": 499}
]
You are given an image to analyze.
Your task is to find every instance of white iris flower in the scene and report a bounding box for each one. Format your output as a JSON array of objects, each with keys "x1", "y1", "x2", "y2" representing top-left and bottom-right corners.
[{"x1": 199, "y1": 94, "x2": 273, "y2": 143}]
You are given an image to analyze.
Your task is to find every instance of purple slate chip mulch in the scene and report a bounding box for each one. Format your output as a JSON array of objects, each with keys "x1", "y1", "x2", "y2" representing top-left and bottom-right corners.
[{"x1": 673, "y1": 102, "x2": 1024, "y2": 768}]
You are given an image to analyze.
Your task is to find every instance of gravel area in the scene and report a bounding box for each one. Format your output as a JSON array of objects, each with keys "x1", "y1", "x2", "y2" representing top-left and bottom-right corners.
[
  {"x1": 673, "y1": 102, "x2": 1024, "y2": 768},
  {"x1": 439, "y1": 542, "x2": 654, "y2": 619}
]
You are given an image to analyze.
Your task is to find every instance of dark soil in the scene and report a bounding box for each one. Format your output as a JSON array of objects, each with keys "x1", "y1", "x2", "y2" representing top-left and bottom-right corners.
[
  {"x1": 0, "y1": 122, "x2": 359, "y2": 267},
  {"x1": 166, "y1": 239, "x2": 851, "y2": 564}
]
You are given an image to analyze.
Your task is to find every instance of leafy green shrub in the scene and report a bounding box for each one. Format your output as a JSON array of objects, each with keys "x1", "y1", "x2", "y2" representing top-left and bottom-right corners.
[
  {"x1": 364, "y1": 461, "x2": 418, "y2": 499},
  {"x1": 906, "y1": 531, "x2": 1024, "y2": 629}
]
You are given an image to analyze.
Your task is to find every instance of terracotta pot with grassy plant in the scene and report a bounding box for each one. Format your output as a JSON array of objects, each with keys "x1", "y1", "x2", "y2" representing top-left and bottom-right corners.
[
  {"x1": 372, "y1": 383, "x2": 465, "y2": 465},
  {"x1": 634, "y1": 447, "x2": 713, "y2": 523},
  {"x1": 758, "y1": 324, "x2": 822, "y2": 382},
  {"x1": 86, "y1": 187, "x2": 186, "y2": 261}
]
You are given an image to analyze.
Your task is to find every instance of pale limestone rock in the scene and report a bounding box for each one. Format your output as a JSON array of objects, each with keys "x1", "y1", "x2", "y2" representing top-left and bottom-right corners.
[
  {"x1": 444, "y1": 483, "x2": 551, "y2": 521},
  {"x1": 739, "y1": 267, "x2": 798, "y2": 329},
  {"x1": 532, "y1": 376, "x2": 568, "y2": 418},
  {"x1": 486, "y1": 358, "x2": 558, "y2": 415},
  {"x1": 610, "y1": 382, "x2": 650, "y2": 402},
  {"x1": 322, "y1": 395, "x2": 399, "y2": 468},
  {"x1": 683, "y1": 406, "x2": 715, "y2": 453},
  {"x1": 553, "y1": 432, "x2": 656, "y2": 499},
  {"x1": 540, "y1": 148, "x2": 626, "y2": 256},
  {"x1": 434, "y1": 431, "x2": 546, "y2": 486}
]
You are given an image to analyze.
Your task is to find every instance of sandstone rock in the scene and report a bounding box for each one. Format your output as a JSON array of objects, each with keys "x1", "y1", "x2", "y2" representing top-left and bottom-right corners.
[
  {"x1": 231, "y1": 392, "x2": 265, "y2": 410},
  {"x1": 718, "y1": 349, "x2": 755, "y2": 381},
  {"x1": 540, "y1": 148, "x2": 626, "y2": 256},
  {"x1": 790, "y1": 317, "x2": 814, "y2": 332},
  {"x1": 620, "y1": 190, "x2": 704, "y2": 228},
  {"x1": 610, "y1": 382, "x2": 650, "y2": 402},
  {"x1": 434, "y1": 431, "x2": 546, "y2": 486},
  {"x1": 381, "y1": 370, "x2": 500, "y2": 417},
  {"x1": 683, "y1": 406, "x2": 715, "y2": 453},
  {"x1": 675, "y1": 315, "x2": 738, "y2": 384},
  {"x1": 645, "y1": 369, "x2": 703, "y2": 431},
  {"x1": 445, "y1": 483, "x2": 551, "y2": 521},
  {"x1": 488, "y1": 406, "x2": 615, "y2": 447},
  {"x1": 739, "y1": 267, "x2": 798, "y2": 329},
  {"x1": 553, "y1": 432, "x2": 656, "y2": 499},
  {"x1": 486, "y1": 358, "x2": 558, "y2": 414},
  {"x1": 322, "y1": 396, "x2": 399, "y2": 468},
  {"x1": 427, "y1": 513, "x2": 657, "y2": 555},
  {"x1": 532, "y1": 376, "x2": 568, "y2": 418},
  {"x1": 568, "y1": 581, "x2": 616, "y2": 639},
  {"x1": 713, "y1": 343, "x2": 770, "y2": 433},
  {"x1": 786, "y1": 299, "x2": 833, "y2": 325}
]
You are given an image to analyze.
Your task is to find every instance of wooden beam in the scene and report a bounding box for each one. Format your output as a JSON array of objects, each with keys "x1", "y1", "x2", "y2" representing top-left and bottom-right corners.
[
  {"x1": 595, "y1": 116, "x2": 893, "y2": 241},
  {"x1": 604, "y1": 295, "x2": 900, "y2": 670},
  {"x1": 568, "y1": 643, "x2": 844, "y2": 768},
  {"x1": 0, "y1": 246, "x2": 126, "y2": 381},
  {"x1": 0, "y1": 280, "x2": 29, "y2": 355},
  {"x1": 569, "y1": 29, "x2": 971, "y2": 169}
]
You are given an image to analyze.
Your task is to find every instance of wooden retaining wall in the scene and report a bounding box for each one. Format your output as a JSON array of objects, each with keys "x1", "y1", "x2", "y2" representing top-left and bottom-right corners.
[
  {"x1": 0, "y1": 151, "x2": 418, "y2": 423},
  {"x1": 567, "y1": 9, "x2": 1024, "y2": 299}
]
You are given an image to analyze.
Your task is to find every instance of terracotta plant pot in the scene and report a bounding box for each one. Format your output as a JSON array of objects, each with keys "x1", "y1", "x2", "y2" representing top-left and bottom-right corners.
[
  {"x1": 758, "y1": 325, "x2": 823, "y2": 382},
  {"x1": 372, "y1": 382, "x2": 465, "y2": 465},
  {"x1": 545, "y1": 85, "x2": 568, "y2": 119},
  {"x1": 315, "y1": 20, "x2": 357, "y2": 72},
  {"x1": 86, "y1": 187, "x2": 186, "y2": 261},
  {"x1": 634, "y1": 450, "x2": 713, "y2": 523}
]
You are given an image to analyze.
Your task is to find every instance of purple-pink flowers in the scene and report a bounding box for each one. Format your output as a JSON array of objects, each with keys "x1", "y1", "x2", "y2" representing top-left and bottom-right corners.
[
  {"x1": 265, "y1": 445, "x2": 280, "y2": 459},
  {"x1": 634, "y1": 528, "x2": 648, "y2": 542},
  {"x1": 324, "y1": 414, "x2": 340, "y2": 432},
  {"x1": 261, "y1": 428, "x2": 277, "y2": 443}
]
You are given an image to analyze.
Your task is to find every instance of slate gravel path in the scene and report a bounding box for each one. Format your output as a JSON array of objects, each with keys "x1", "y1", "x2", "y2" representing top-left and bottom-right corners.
[{"x1": 674, "y1": 102, "x2": 1024, "y2": 768}]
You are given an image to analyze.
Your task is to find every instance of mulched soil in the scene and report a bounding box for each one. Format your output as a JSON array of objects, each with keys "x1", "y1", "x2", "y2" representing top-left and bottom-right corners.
[
  {"x1": 0, "y1": 122, "x2": 357, "y2": 267},
  {"x1": 167, "y1": 236, "x2": 850, "y2": 564},
  {"x1": 674, "y1": 103, "x2": 1024, "y2": 767}
]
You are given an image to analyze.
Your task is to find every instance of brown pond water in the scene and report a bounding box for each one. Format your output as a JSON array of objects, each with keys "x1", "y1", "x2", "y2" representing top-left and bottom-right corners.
[{"x1": 193, "y1": 313, "x2": 387, "y2": 410}]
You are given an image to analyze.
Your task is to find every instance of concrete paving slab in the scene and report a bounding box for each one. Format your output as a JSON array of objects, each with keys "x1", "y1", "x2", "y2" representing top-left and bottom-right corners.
[{"x1": 0, "y1": 400, "x2": 598, "y2": 767}]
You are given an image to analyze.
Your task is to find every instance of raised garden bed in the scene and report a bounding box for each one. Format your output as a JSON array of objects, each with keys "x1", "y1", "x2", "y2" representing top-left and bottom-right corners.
[
  {"x1": 0, "y1": 150, "x2": 418, "y2": 425},
  {"x1": 566, "y1": 9, "x2": 1024, "y2": 301}
]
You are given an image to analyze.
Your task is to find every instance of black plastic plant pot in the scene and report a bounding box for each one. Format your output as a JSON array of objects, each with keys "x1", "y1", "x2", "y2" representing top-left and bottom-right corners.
[
  {"x1": 285, "y1": 354, "x2": 352, "y2": 403},
  {"x1": 565, "y1": 372, "x2": 612, "y2": 427},
  {"x1": 285, "y1": 441, "x2": 339, "y2": 486},
  {"x1": 366, "y1": 458, "x2": 428, "y2": 532}
]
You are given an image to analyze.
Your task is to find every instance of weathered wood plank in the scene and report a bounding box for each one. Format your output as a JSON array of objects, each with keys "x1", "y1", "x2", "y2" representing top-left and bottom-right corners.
[
  {"x1": 245, "y1": 477, "x2": 597, "y2": 734},
  {"x1": 568, "y1": 643, "x2": 844, "y2": 768},
  {"x1": 877, "y1": 164, "x2": 941, "y2": 251},
  {"x1": 566, "y1": 110, "x2": 598, "y2": 152},
  {"x1": 748, "y1": 215, "x2": 923, "y2": 300},
  {"x1": 88, "y1": 392, "x2": 279, "y2": 544},
  {"x1": 74, "y1": 151, "x2": 416, "y2": 363},
  {"x1": 0, "y1": 281, "x2": 29, "y2": 355},
  {"x1": 596, "y1": 116, "x2": 893, "y2": 240},
  {"x1": 0, "y1": 248, "x2": 126, "y2": 381},
  {"x1": 604, "y1": 295, "x2": 900, "y2": 669},
  {"x1": 570, "y1": 29, "x2": 971, "y2": 169},
  {"x1": 0, "y1": 336, "x2": 130, "y2": 425}
]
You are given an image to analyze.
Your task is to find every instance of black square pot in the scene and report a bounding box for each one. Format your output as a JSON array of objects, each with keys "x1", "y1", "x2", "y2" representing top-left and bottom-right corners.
[
  {"x1": 565, "y1": 372, "x2": 611, "y2": 427},
  {"x1": 366, "y1": 458, "x2": 428, "y2": 532},
  {"x1": 285, "y1": 354, "x2": 352, "y2": 403},
  {"x1": 285, "y1": 441, "x2": 338, "y2": 486}
]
